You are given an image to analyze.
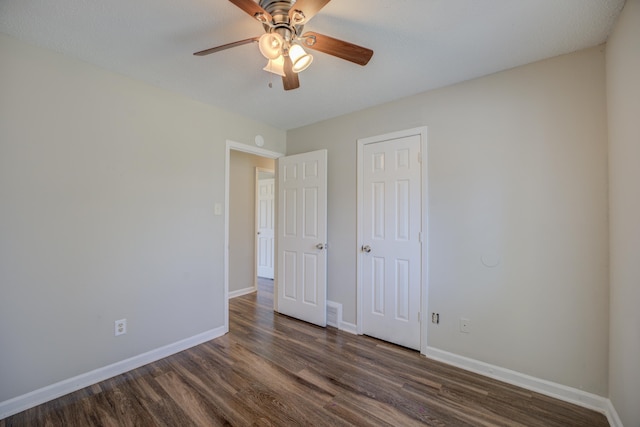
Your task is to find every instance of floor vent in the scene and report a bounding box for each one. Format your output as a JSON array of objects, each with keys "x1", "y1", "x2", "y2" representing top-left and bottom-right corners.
[{"x1": 326, "y1": 301, "x2": 341, "y2": 328}]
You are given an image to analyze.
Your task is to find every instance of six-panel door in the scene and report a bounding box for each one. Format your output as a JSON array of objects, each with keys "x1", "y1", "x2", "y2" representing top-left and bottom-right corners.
[
  {"x1": 276, "y1": 150, "x2": 328, "y2": 327},
  {"x1": 362, "y1": 135, "x2": 422, "y2": 350}
]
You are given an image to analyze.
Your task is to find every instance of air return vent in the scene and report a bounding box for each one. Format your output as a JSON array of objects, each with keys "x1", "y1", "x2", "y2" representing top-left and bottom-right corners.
[{"x1": 326, "y1": 301, "x2": 341, "y2": 328}]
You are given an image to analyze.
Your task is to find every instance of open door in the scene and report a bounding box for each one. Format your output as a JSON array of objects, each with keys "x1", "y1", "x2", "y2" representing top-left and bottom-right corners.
[{"x1": 276, "y1": 150, "x2": 328, "y2": 327}]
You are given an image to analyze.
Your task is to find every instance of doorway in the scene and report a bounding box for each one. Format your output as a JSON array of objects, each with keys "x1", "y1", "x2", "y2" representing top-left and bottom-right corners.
[
  {"x1": 224, "y1": 140, "x2": 283, "y2": 331},
  {"x1": 356, "y1": 127, "x2": 429, "y2": 353},
  {"x1": 224, "y1": 141, "x2": 328, "y2": 332}
]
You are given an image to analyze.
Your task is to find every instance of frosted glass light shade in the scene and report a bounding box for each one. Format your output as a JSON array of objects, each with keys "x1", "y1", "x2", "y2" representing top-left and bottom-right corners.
[
  {"x1": 263, "y1": 56, "x2": 286, "y2": 77},
  {"x1": 289, "y1": 44, "x2": 313, "y2": 73},
  {"x1": 258, "y1": 33, "x2": 284, "y2": 60}
]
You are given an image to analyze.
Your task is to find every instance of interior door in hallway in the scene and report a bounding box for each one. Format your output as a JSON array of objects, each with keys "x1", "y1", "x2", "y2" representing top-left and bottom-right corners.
[
  {"x1": 361, "y1": 134, "x2": 422, "y2": 350},
  {"x1": 257, "y1": 176, "x2": 275, "y2": 279},
  {"x1": 276, "y1": 150, "x2": 328, "y2": 327}
]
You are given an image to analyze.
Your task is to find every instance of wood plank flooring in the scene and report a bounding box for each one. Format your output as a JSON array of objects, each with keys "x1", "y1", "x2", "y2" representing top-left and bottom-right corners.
[{"x1": 2, "y1": 278, "x2": 609, "y2": 426}]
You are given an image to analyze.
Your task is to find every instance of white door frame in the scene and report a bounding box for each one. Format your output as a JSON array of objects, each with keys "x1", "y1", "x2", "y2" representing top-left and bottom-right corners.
[
  {"x1": 224, "y1": 140, "x2": 284, "y2": 332},
  {"x1": 255, "y1": 167, "x2": 275, "y2": 279},
  {"x1": 356, "y1": 127, "x2": 429, "y2": 354}
]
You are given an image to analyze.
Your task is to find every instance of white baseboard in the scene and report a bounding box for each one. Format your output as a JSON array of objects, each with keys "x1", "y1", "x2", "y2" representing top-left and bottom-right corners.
[
  {"x1": 338, "y1": 321, "x2": 358, "y2": 335},
  {"x1": 605, "y1": 399, "x2": 624, "y2": 427},
  {"x1": 228, "y1": 286, "x2": 256, "y2": 299},
  {"x1": 423, "y1": 347, "x2": 619, "y2": 424},
  {"x1": 3, "y1": 325, "x2": 623, "y2": 426},
  {"x1": 0, "y1": 326, "x2": 226, "y2": 420}
]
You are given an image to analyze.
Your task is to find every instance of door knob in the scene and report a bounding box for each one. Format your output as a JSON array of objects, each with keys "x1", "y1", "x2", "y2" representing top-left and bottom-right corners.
[
  {"x1": 361, "y1": 245, "x2": 372, "y2": 253},
  {"x1": 316, "y1": 243, "x2": 326, "y2": 250}
]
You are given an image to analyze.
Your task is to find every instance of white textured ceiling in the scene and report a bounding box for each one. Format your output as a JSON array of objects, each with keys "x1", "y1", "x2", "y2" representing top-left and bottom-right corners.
[{"x1": 0, "y1": 0, "x2": 625, "y2": 130}]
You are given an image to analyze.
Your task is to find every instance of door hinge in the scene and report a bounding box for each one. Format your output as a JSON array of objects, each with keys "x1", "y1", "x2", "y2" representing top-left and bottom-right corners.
[
  {"x1": 418, "y1": 152, "x2": 422, "y2": 164},
  {"x1": 418, "y1": 231, "x2": 422, "y2": 243},
  {"x1": 418, "y1": 311, "x2": 421, "y2": 323}
]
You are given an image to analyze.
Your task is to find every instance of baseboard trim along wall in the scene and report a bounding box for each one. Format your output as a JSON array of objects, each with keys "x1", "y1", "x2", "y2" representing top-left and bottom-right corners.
[
  {"x1": 325, "y1": 301, "x2": 621, "y2": 422},
  {"x1": 605, "y1": 399, "x2": 624, "y2": 427},
  {"x1": 0, "y1": 326, "x2": 226, "y2": 420},
  {"x1": 228, "y1": 286, "x2": 257, "y2": 299},
  {"x1": 2, "y1": 322, "x2": 623, "y2": 425},
  {"x1": 338, "y1": 321, "x2": 358, "y2": 335},
  {"x1": 423, "y1": 347, "x2": 622, "y2": 427}
]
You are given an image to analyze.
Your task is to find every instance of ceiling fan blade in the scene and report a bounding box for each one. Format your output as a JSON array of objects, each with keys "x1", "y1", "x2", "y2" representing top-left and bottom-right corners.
[
  {"x1": 228, "y1": 0, "x2": 272, "y2": 23},
  {"x1": 289, "y1": 0, "x2": 331, "y2": 24},
  {"x1": 193, "y1": 37, "x2": 259, "y2": 56},
  {"x1": 282, "y1": 55, "x2": 300, "y2": 91},
  {"x1": 302, "y1": 32, "x2": 373, "y2": 66}
]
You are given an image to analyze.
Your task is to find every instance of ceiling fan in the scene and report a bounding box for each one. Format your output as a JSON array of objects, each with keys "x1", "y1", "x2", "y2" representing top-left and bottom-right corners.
[{"x1": 194, "y1": 0, "x2": 374, "y2": 90}]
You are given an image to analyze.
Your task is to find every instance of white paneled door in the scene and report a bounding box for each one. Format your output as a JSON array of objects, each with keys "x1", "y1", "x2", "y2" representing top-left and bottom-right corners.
[
  {"x1": 257, "y1": 178, "x2": 275, "y2": 279},
  {"x1": 362, "y1": 134, "x2": 422, "y2": 350},
  {"x1": 277, "y1": 150, "x2": 328, "y2": 327}
]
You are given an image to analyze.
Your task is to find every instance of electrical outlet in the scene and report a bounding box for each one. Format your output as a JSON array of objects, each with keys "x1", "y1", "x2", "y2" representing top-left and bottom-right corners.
[
  {"x1": 460, "y1": 317, "x2": 470, "y2": 333},
  {"x1": 115, "y1": 319, "x2": 127, "y2": 336},
  {"x1": 431, "y1": 312, "x2": 440, "y2": 324}
]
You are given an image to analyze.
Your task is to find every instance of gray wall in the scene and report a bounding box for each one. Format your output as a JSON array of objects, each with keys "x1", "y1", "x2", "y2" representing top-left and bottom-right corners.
[
  {"x1": 0, "y1": 33, "x2": 285, "y2": 403},
  {"x1": 606, "y1": 0, "x2": 640, "y2": 425},
  {"x1": 229, "y1": 151, "x2": 274, "y2": 293},
  {"x1": 287, "y1": 47, "x2": 609, "y2": 395}
]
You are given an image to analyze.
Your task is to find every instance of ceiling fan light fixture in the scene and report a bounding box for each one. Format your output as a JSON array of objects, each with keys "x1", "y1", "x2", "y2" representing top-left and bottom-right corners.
[
  {"x1": 263, "y1": 55, "x2": 286, "y2": 77},
  {"x1": 258, "y1": 33, "x2": 284, "y2": 60},
  {"x1": 289, "y1": 44, "x2": 313, "y2": 73},
  {"x1": 195, "y1": 0, "x2": 374, "y2": 91}
]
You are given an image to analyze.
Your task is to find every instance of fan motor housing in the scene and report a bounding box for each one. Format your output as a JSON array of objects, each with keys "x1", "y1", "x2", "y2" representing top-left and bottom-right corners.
[
  {"x1": 259, "y1": 0, "x2": 303, "y2": 41},
  {"x1": 259, "y1": 0, "x2": 293, "y2": 15}
]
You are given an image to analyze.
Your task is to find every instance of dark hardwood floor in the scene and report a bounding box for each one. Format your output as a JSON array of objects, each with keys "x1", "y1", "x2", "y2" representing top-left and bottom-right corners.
[{"x1": 2, "y1": 278, "x2": 609, "y2": 426}]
